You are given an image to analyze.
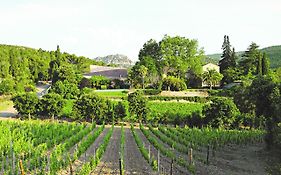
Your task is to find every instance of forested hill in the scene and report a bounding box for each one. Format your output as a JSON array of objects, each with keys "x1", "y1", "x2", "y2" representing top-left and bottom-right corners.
[
  {"x1": 206, "y1": 45, "x2": 281, "y2": 68},
  {"x1": 0, "y1": 44, "x2": 104, "y2": 87}
]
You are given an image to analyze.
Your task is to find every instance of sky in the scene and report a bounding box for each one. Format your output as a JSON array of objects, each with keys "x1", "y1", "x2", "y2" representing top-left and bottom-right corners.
[{"x1": 0, "y1": 0, "x2": 280, "y2": 61}]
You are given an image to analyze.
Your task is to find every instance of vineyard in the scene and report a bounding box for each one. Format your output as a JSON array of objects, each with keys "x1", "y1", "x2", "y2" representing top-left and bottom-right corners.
[{"x1": 0, "y1": 120, "x2": 267, "y2": 175}]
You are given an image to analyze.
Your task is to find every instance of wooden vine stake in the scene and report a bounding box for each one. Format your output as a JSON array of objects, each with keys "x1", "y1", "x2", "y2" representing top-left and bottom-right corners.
[
  {"x1": 19, "y1": 160, "x2": 25, "y2": 175},
  {"x1": 188, "y1": 148, "x2": 193, "y2": 165}
]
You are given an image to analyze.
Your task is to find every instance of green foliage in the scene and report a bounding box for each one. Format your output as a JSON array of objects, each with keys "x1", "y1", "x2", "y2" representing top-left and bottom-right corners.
[
  {"x1": 114, "y1": 101, "x2": 127, "y2": 121},
  {"x1": 160, "y1": 35, "x2": 204, "y2": 78},
  {"x1": 248, "y1": 75, "x2": 281, "y2": 148},
  {"x1": 90, "y1": 75, "x2": 110, "y2": 89},
  {"x1": 52, "y1": 64, "x2": 82, "y2": 85},
  {"x1": 207, "y1": 45, "x2": 281, "y2": 69},
  {"x1": 39, "y1": 93, "x2": 65, "y2": 119},
  {"x1": 0, "y1": 44, "x2": 97, "y2": 86},
  {"x1": 202, "y1": 69, "x2": 223, "y2": 89},
  {"x1": 131, "y1": 124, "x2": 158, "y2": 170},
  {"x1": 128, "y1": 64, "x2": 148, "y2": 88},
  {"x1": 162, "y1": 76, "x2": 187, "y2": 91},
  {"x1": 73, "y1": 93, "x2": 107, "y2": 122},
  {"x1": 49, "y1": 80, "x2": 80, "y2": 99},
  {"x1": 219, "y1": 35, "x2": 236, "y2": 75},
  {"x1": 133, "y1": 35, "x2": 204, "y2": 88},
  {"x1": 12, "y1": 92, "x2": 39, "y2": 119},
  {"x1": 203, "y1": 97, "x2": 240, "y2": 128},
  {"x1": 128, "y1": 91, "x2": 148, "y2": 123},
  {"x1": 0, "y1": 77, "x2": 15, "y2": 95}
]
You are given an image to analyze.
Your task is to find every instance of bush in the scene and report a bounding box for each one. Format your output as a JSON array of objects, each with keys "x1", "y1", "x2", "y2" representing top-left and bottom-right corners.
[
  {"x1": 203, "y1": 97, "x2": 240, "y2": 128},
  {"x1": 162, "y1": 76, "x2": 187, "y2": 91}
]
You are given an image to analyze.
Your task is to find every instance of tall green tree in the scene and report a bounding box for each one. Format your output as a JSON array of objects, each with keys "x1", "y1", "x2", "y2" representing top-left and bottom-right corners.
[
  {"x1": 239, "y1": 42, "x2": 260, "y2": 75},
  {"x1": 219, "y1": 35, "x2": 236, "y2": 73},
  {"x1": 248, "y1": 76, "x2": 281, "y2": 148},
  {"x1": 160, "y1": 35, "x2": 204, "y2": 78},
  {"x1": 262, "y1": 53, "x2": 270, "y2": 75},
  {"x1": 128, "y1": 91, "x2": 148, "y2": 123}
]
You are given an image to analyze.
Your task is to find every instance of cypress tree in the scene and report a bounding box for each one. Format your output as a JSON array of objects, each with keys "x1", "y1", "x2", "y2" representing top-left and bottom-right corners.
[
  {"x1": 262, "y1": 53, "x2": 270, "y2": 75},
  {"x1": 256, "y1": 53, "x2": 262, "y2": 75}
]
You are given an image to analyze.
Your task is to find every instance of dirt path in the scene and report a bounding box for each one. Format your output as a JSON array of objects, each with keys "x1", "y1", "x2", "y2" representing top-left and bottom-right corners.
[
  {"x1": 124, "y1": 128, "x2": 155, "y2": 175},
  {"x1": 204, "y1": 144, "x2": 267, "y2": 175},
  {"x1": 91, "y1": 127, "x2": 121, "y2": 175},
  {"x1": 157, "y1": 128, "x2": 270, "y2": 175},
  {"x1": 60, "y1": 127, "x2": 109, "y2": 174}
]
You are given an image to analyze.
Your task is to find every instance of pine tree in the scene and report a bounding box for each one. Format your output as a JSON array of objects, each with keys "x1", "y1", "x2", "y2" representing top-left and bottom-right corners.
[
  {"x1": 219, "y1": 35, "x2": 235, "y2": 73},
  {"x1": 239, "y1": 42, "x2": 260, "y2": 75},
  {"x1": 262, "y1": 53, "x2": 270, "y2": 75}
]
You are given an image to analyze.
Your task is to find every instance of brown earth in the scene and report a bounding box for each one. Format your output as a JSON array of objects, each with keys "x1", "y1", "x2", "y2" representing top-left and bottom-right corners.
[{"x1": 91, "y1": 127, "x2": 121, "y2": 175}]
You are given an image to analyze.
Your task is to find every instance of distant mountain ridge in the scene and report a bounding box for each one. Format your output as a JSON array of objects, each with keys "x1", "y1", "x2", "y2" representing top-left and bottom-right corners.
[
  {"x1": 206, "y1": 45, "x2": 281, "y2": 68},
  {"x1": 94, "y1": 54, "x2": 133, "y2": 68}
]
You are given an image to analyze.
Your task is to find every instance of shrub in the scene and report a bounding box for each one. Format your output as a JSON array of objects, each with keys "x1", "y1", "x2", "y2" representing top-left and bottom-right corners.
[{"x1": 203, "y1": 97, "x2": 240, "y2": 128}]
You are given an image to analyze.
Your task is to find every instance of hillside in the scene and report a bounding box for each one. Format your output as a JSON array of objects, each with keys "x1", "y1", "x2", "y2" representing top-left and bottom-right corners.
[
  {"x1": 94, "y1": 54, "x2": 133, "y2": 68},
  {"x1": 0, "y1": 44, "x2": 104, "y2": 83},
  {"x1": 206, "y1": 45, "x2": 281, "y2": 68}
]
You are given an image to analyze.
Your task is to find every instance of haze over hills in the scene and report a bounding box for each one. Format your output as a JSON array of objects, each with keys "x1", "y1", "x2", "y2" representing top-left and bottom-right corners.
[
  {"x1": 94, "y1": 54, "x2": 134, "y2": 68},
  {"x1": 206, "y1": 45, "x2": 281, "y2": 68}
]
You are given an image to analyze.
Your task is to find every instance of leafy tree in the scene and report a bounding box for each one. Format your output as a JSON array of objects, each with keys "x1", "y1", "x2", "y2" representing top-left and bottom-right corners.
[
  {"x1": 52, "y1": 64, "x2": 82, "y2": 84},
  {"x1": 49, "y1": 80, "x2": 79, "y2": 99},
  {"x1": 162, "y1": 76, "x2": 187, "y2": 91},
  {"x1": 114, "y1": 101, "x2": 127, "y2": 121},
  {"x1": 0, "y1": 77, "x2": 15, "y2": 95},
  {"x1": 128, "y1": 64, "x2": 148, "y2": 88},
  {"x1": 39, "y1": 93, "x2": 65, "y2": 120},
  {"x1": 203, "y1": 97, "x2": 240, "y2": 128},
  {"x1": 160, "y1": 35, "x2": 204, "y2": 78},
  {"x1": 128, "y1": 91, "x2": 148, "y2": 123},
  {"x1": 12, "y1": 92, "x2": 39, "y2": 119},
  {"x1": 248, "y1": 76, "x2": 281, "y2": 148},
  {"x1": 73, "y1": 93, "x2": 107, "y2": 122},
  {"x1": 202, "y1": 69, "x2": 223, "y2": 89}
]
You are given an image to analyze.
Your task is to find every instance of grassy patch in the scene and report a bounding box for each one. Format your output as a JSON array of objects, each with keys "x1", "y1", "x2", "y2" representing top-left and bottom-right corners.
[
  {"x1": 0, "y1": 99, "x2": 13, "y2": 111},
  {"x1": 95, "y1": 90, "x2": 128, "y2": 98}
]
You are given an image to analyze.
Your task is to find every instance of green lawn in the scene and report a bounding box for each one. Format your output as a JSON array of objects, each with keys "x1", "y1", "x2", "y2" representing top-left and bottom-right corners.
[
  {"x1": 95, "y1": 90, "x2": 128, "y2": 98},
  {"x1": 0, "y1": 100, "x2": 13, "y2": 111}
]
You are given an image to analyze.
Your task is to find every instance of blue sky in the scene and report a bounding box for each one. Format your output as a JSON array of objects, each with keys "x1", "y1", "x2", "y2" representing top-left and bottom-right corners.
[{"x1": 0, "y1": 0, "x2": 280, "y2": 61}]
